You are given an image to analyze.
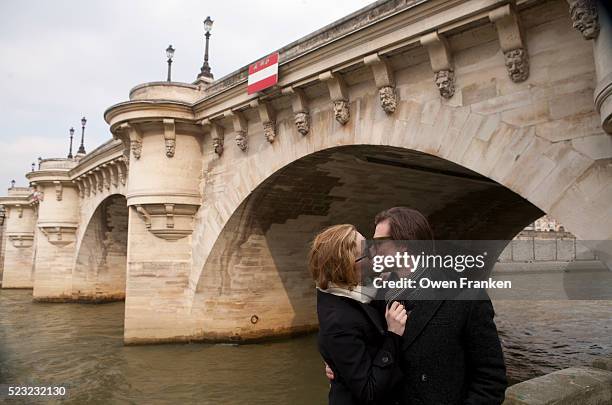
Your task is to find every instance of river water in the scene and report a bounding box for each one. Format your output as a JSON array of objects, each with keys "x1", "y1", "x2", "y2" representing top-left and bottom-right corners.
[{"x1": 0, "y1": 289, "x2": 611, "y2": 404}]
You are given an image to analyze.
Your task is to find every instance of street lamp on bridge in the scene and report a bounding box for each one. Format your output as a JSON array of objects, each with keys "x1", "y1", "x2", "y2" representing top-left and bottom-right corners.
[
  {"x1": 10, "y1": 179, "x2": 15, "y2": 189},
  {"x1": 68, "y1": 127, "x2": 75, "y2": 159},
  {"x1": 166, "y1": 45, "x2": 175, "y2": 82},
  {"x1": 197, "y1": 16, "x2": 214, "y2": 80},
  {"x1": 77, "y1": 116, "x2": 87, "y2": 155}
]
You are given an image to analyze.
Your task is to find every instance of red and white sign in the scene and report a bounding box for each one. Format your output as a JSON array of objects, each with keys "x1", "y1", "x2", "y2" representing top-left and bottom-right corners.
[{"x1": 247, "y1": 52, "x2": 279, "y2": 94}]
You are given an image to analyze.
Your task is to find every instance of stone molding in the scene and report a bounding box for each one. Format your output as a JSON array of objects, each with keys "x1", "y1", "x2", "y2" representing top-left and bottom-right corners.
[
  {"x1": 595, "y1": 71, "x2": 612, "y2": 134},
  {"x1": 134, "y1": 203, "x2": 199, "y2": 241},
  {"x1": 7, "y1": 232, "x2": 34, "y2": 248},
  {"x1": 38, "y1": 222, "x2": 78, "y2": 247},
  {"x1": 73, "y1": 157, "x2": 127, "y2": 198}
]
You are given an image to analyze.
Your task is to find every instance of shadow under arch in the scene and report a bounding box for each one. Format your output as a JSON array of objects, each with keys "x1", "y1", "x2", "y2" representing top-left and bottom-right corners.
[
  {"x1": 72, "y1": 193, "x2": 128, "y2": 302},
  {"x1": 191, "y1": 145, "x2": 544, "y2": 341}
]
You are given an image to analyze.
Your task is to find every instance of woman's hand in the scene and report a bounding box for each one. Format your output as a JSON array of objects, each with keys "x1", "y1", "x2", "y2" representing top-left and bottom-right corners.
[
  {"x1": 325, "y1": 362, "x2": 335, "y2": 380},
  {"x1": 385, "y1": 301, "x2": 408, "y2": 336}
]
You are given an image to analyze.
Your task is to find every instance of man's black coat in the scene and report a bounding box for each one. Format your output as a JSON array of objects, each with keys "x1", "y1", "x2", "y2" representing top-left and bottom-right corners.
[{"x1": 371, "y1": 298, "x2": 508, "y2": 405}]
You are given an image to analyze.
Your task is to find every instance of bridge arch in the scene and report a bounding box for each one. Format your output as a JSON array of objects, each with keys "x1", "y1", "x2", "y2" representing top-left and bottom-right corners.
[
  {"x1": 72, "y1": 193, "x2": 128, "y2": 302},
  {"x1": 190, "y1": 138, "x2": 552, "y2": 340}
]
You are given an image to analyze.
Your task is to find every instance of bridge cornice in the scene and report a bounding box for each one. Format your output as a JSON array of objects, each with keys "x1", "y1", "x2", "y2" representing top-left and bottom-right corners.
[
  {"x1": 191, "y1": 0, "x2": 518, "y2": 119},
  {"x1": 69, "y1": 141, "x2": 124, "y2": 179},
  {"x1": 26, "y1": 170, "x2": 72, "y2": 184},
  {"x1": 0, "y1": 196, "x2": 32, "y2": 206},
  {"x1": 104, "y1": 100, "x2": 195, "y2": 132},
  {"x1": 104, "y1": 0, "x2": 529, "y2": 127}
]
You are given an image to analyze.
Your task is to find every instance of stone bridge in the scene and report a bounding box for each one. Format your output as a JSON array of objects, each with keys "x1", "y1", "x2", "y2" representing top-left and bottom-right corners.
[{"x1": 1, "y1": 0, "x2": 611, "y2": 344}]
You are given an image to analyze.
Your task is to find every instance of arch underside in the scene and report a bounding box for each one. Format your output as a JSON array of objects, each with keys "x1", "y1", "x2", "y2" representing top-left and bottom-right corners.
[
  {"x1": 73, "y1": 194, "x2": 128, "y2": 302},
  {"x1": 191, "y1": 145, "x2": 543, "y2": 341}
]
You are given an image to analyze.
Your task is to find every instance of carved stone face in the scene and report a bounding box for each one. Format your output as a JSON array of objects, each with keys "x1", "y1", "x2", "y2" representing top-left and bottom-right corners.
[
  {"x1": 434, "y1": 70, "x2": 455, "y2": 99},
  {"x1": 263, "y1": 121, "x2": 276, "y2": 143},
  {"x1": 570, "y1": 0, "x2": 599, "y2": 40},
  {"x1": 504, "y1": 48, "x2": 529, "y2": 83},
  {"x1": 378, "y1": 86, "x2": 397, "y2": 114},
  {"x1": 333, "y1": 100, "x2": 350, "y2": 125},
  {"x1": 235, "y1": 131, "x2": 248, "y2": 152},
  {"x1": 294, "y1": 112, "x2": 310, "y2": 136},
  {"x1": 165, "y1": 139, "x2": 175, "y2": 158},
  {"x1": 131, "y1": 140, "x2": 142, "y2": 159},
  {"x1": 213, "y1": 137, "x2": 223, "y2": 156}
]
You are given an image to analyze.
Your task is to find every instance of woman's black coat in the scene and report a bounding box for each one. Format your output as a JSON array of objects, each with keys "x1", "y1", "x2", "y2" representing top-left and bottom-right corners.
[{"x1": 317, "y1": 289, "x2": 403, "y2": 405}]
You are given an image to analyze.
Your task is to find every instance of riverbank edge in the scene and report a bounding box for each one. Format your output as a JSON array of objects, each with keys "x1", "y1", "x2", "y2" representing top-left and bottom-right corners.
[{"x1": 123, "y1": 324, "x2": 319, "y2": 346}]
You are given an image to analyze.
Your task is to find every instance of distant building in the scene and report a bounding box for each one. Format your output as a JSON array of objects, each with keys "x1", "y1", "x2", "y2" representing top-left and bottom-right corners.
[
  {"x1": 517, "y1": 215, "x2": 573, "y2": 241},
  {"x1": 524, "y1": 215, "x2": 566, "y2": 233}
]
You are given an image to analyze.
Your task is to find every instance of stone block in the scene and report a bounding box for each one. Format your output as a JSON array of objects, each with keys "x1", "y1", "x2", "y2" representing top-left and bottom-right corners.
[
  {"x1": 534, "y1": 239, "x2": 556, "y2": 261},
  {"x1": 503, "y1": 367, "x2": 612, "y2": 405},
  {"x1": 572, "y1": 134, "x2": 612, "y2": 160},
  {"x1": 513, "y1": 240, "x2": 534, "y2": 262},
  {"x1": 557, "y1": 239, "x2": 576, "y2": 261}
]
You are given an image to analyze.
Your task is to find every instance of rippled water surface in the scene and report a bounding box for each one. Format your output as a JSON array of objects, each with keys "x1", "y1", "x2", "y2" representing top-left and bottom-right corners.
[{"x1": 1, "y1": 289, "x2": 611, "y2": 403}]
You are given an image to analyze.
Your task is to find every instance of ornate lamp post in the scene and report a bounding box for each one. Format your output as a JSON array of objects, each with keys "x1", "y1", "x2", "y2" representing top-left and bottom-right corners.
[
  {"x1": 10, "y1": 179, "x2": 15, "y2": 188},
  {"x1": 77, "y1": 116, "x2": 87, "y2": 155},
  {"x1": 198, "y1": 16, "x2": 214, "y2": 80},
  {"x1": 68, "y1": 127, "x2": 75, "y2": 159},
  {"x1": 166, "y1": 45, "x2": 175, "y2": 82},
  {"x1": 31, "y1": 162, "x2": 35, "y2": 172}
]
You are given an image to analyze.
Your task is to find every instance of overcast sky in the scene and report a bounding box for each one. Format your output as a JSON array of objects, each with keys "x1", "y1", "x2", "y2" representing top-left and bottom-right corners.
[{"x1": 0, "y1": 0, "x2": 374, "y2": 196}]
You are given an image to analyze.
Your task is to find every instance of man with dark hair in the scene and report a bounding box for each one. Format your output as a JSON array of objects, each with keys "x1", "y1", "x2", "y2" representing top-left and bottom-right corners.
[{"x1": 326, "y1": 206, "x2": 508, "y2": 404}]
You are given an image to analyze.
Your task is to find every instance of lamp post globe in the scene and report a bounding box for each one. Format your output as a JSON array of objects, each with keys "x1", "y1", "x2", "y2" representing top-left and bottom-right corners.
[
  {"x1": 166, "y1": 44, "x2": 175, "y2": 81},
  {"x1": 204, "y1": 16, "x2": 213, "y2": 33}
]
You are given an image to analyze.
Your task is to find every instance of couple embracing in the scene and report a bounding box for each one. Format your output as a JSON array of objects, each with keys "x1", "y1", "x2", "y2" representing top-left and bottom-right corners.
[{"x1": 309, "y1": 207, "x2": 507, "y2": 405}]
